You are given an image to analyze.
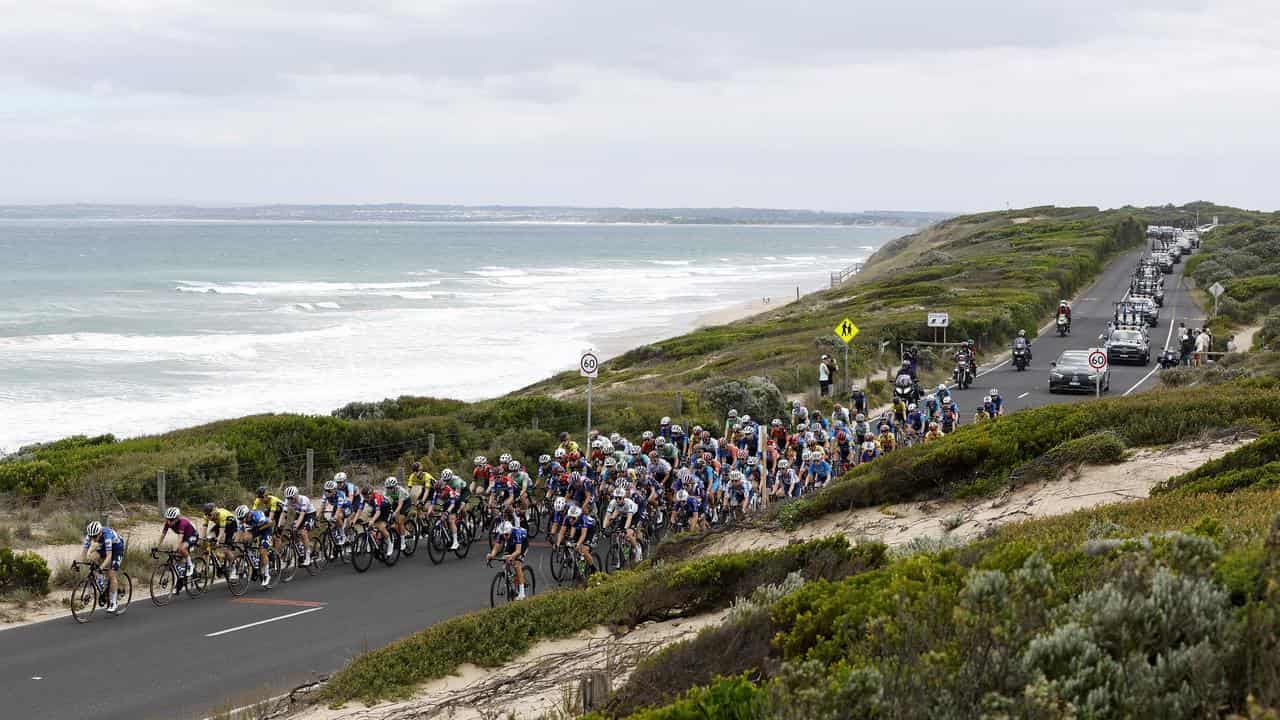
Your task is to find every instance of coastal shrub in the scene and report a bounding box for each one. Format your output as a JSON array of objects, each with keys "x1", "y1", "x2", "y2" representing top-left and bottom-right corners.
[
  {"x1": 0, "y1": 548, "x2": 51, "y2": 596},
  {"x1": 702, "y1": 376, "x2": 786, "y2": 424},
  {"x1": 1005, "y1": 431, "x2": 1127, "y2": 487},
  {"x1": 321, "y1": 536, "x2": 883, "y2": 704},
  {"x1": 1155, "y1": 432, "x2": 1280, "y2": 495}
]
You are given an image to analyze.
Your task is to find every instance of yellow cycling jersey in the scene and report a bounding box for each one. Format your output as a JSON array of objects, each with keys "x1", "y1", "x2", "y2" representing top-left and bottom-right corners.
[
  {"x1": 406, "y1": 471, "x2": 436, "y2": 487},
  {"x1": 253, "y1": 494, "x2": 285, "y2": 513},
  {"x1": 207, "y1": 508, "x2": 235, "y2": 526}
]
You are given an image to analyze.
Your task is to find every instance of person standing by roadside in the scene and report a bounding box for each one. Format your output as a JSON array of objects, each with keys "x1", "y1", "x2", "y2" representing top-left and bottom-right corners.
[
  {"x1": 849, "y1": 383, "x2": 867, "y2": 417},
  {"x1": 818, "y1": 354, "x2": 836, "y2": 397},
  {"x1": 1180, "y1": 328, "x2": 1195, "y2": 366},
  {"x1": 1195, "y1": 328, "x2": 1211, "y2": 366}
]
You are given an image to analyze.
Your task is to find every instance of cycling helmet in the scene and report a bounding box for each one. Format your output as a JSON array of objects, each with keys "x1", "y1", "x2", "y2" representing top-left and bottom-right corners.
[
  {"x1": 383, "y1": 477, "x2": 397, "y2": 488},
  {"x1": 798, "y1": 422, "x2": 808, "y2": 431},
  {"x1": 559, "y1": 432, "x2": 570, "y2": 441},
  {"x1": 591, "y1": 438, "x2": 604, "y2": 449},
  {"x1": 801, "y1": 451, "x2": 812, "y2": 461},
  {"x1": 747, "y1": 456, "x2": 758, "y2": 466},
  {"x1": 907, "y1": 403, "x2": 917, "y2": 411},
  {"x1": 554, "y1": 448, "x2": 566, "y2": 459},
  {"x1": 255, "y1": 486, "x2": 267, "y2": 497},
  {"x1": 790, "y1": 400, "x2": 799, "y2": 408},
  {"x1": 880, "y1": 424, "x2": 890, "y2": 432},
  {"x1": 202, "y1": 502, "x2": 215, "y2": 514},
  {"x1": 1018, "y1": 330, "x2": 1026, "y2": 338},
  {"x1": 553, "y1": 497, "x2": 567, "y2": 512},
  {"x1": 937, "y1": 384, "x2": 947, "y2": 392},
  {"x1": 655, "y1": 436, "x2": 667, "y2": 446},
  {"x1": 567, "y1": 505, "x2": 583, "y2": 519},
  {"x1": 642, "y1": 431, "x2": 653, "y2": 440},
  {"x1": 361, "y1": 485, "x2": 374, "y2": 496},
  {"x1": 284, "y1": 485, "x2": 298, "y2": 498},
  {"x1": 507, "y1": 460, "x2": 520, "y2": 471},
  {"x1": 977, "y1": 405, "x2": 986, "y2": 412},
  {"x1": 497, "y1": 521, "x2": 513, "y2": 536},
  {"x1": 85, "y1": 520, "x2": 102, "y2": 537},
  {"x1": 660, "y1": 416, "x2": 671, "y2": 424},
  {"x1": 613, "y1": 487, "x2": 626, "y2": 499},
  {"x1": 731, "y1": 470, "x2": 744, "y2": 481},
  {"x1": 929, "y1": 421, "x2": 939, "y2": 429},
  {"x1": 474, "y1": 455, "x2": 487, "y2": 466},
  {"x1": 990, "y1": 388, "x2": 1000, "y2": 396},
  {"x1": 855, "y1": 413, "x2": 865, "y2": 422},
  {"x1": 441, "y1": 469, "x2": 454, "y2": 480},
  {"x1": 672, "y1": 424, "x2": 683, "y2": 433},
  {"x1": 983, "y1": 395, "x2": 992, "y2": 403},
  {"x1": 164, "y1": 506, "x2": 180, "y2": 520},
  {"x1": 604, "y1": 457, "x2": 616, "y2": 468},
  {"x1": 863, "y1": 441, "x2": 876, "y2": 451},
  {"x1": 771, "y1": 419, "x2": 782, "y2": 427},
  {"x1": 234, "y1": 505, "x2": 250, "y2": 520},
  {"x1": 334, "y1": 471, "x2": 348, "y2": 483},
  {"x1": 538, "y1": 454, "x2": 551, "y2": 464},
  {"x1": 742, "y1": 415, "x2": 751, "y2": 423},
  {"x1": 778, "y1": 460, "x2": 789, "y2": 469},
  {"x1": 695, "y1": 458, "x2": 706, "y2": 468},
  {"x1": 499, "y1": 453, "x2": 512, "y2": 464},
  {"x1": 324, "y1": 480, "x2": 337, "y2": 491},
  {"x1": 676, "y1": 489, "x2": 689, "y2": 502},
  {"x1": 610, "y1": 432, "x2": 621, "y2": 444}
]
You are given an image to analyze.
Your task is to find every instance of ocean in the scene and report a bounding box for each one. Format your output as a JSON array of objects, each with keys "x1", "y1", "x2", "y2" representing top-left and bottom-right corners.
[{"x1": 0, "y1": 220, "x2": 905, "y2": 450}]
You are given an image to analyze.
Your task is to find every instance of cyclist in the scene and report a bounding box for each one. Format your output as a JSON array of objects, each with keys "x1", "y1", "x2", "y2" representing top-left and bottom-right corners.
[
  {"x1": 727, "y1": 470, "x2": 752, "y2": 516},
  {"x1": 565, "y1": 504, "x2": 599, "y2": 575},
  {"x1": 235, "y1": 504, "x2": 273, "y2": 588},
  {"x1": 381, "y1": 477, "x2": 413, "y2": 551},
  {"x1": 440, "y1": 468, "x2": 469, "y2": 550},
  {"x1": 472, "y1": 456, "x2": 491, "y2": 493},
  {"x1": 361, "y1": 485, "x2": 395, "y2": 558},
  {"x1": 547, "y1": 496, "x2": 571, "y2": 548},
  {"x1": 604, "y1": 487, "x2": 643, "y2": 563},
  {"x1": 201, "y1": 503, "x2": 240, "y2": 580},
  {"x1": 253, "y1": 486, "x2": 286, "y2": 529},
  {"x1": 906, "y1": 403, "x2": 925, "y2": 442},
  {"x1": 486, "y1": 521, "x2": 531, "y2": 600},
  {"x1": 975, "y1": 404, "x2": 992, "y2": 423},
  {"x1": 775, "y1": 459, "x2": 800, "y2": 498},
  {"x1": 281, "y1": 486, "x2": 317, "y2": 566},
  {"x1": 877, "y1": 424, "x2": 897, "y2": 453},
  {"x1": 859, "y1": 440, "x2": 880, "y2": 464},
  {"x1": 805, "y1": 450, "x2": 833, "y2": 490},
  {"x1": 321, "y1": 480, "x2": 352, "y2": 546},
  {"x1": 509, "y1": 460, "x2": 532, "y2": 515},
  {"x1": 989, "y1": 388, "x2": 1005, "y2": 416},
  {"x1": 157, "y1": 506, "x2": 198, "y2": 579},
  {"x1": 406, "y1": 462, "x2": 436, "y2": 506},
  {"x1": 923, "y1": 421, "x2": 945, "y2": 443},
  {"x1": 81, "y1": 520, "x2": 125, "y2": 613}
]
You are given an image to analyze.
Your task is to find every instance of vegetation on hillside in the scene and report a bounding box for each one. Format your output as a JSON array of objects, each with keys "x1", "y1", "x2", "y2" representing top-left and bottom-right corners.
[{"x1": 1185, "y1": 220, "x2": 1280, "y2": 349}]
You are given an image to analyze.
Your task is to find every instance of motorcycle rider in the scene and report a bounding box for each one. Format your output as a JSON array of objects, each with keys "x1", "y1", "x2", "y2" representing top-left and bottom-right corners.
[
  {"x1": 1057, "y1": 301, "x2": 1072, "y2": 331},
  {"x1": 1012, "y1": 329, "x2": 1032, "y2": 364},
  {"x1": 953, "y1": 340, "x2": 976, "y2": 384}
]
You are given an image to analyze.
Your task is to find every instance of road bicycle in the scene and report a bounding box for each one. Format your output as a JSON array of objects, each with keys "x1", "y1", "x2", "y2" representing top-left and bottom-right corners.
[
  {"x1": 193, "y1": 538, "x2": 250, "y2": 596},
  {"x1": 487, "y1": 557, "x2": 536, "y2": 607},
  {"x1": 237, "y1": 540, "x2": 284, "y2": 589},
  {"x1": 396, "y1": 506, "x2": 421, "y2": 558},
  {"x1": 316, "y1": 518, "x2": 349, "y2": 565},
  {"x1": 68, "y1": 560, "x2": 133, "y2": 623},
  {"x1": 550, "y1": 540, "x2": 601, "y2": 585},
  {"x1": 148, "y1": 547, "x2": 203, "y2": 606},
  {"x1": 516, "y1": 500, "x2": 541, "y2": 540},
  {"x1": 349, "y1": 520, "x2": 400, "y2": 573},
  {"x1": 425, "y1": 509, "x2": 472, "y2": 564},
  {"x1": 601, "y1": 525, "x2": 648, "y2": 573},
  {"x1": 277, "y1": 527, "x2": 324, "y2": 578}
]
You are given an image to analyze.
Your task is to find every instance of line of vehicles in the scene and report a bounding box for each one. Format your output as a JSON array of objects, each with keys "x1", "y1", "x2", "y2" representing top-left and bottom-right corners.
[{"x1": 1050, "y1": 229, "x2": 1197, "y2": 393}]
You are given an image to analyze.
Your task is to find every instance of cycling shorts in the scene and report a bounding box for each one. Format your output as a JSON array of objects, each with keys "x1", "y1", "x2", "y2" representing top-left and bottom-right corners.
[
  {"x1": 252, "y1": 526, "x2": 273, "y2": 549},
  {"x1": 271, "y1": 508, "x2": 284, "y2": 527},
  {"x1": 182, "y1": 533, "x2": 200, "y2": 550},
  {"x1": 443, "y1": 498, "x2": 464, "y2": 515},
  {"x1": 96, "y1": 542, "x2": 125, "y2": 570},
  {"x1": 221, "y1": 519, "x2": 238, "y2": 545},
  {"x1": 373, "y1": 506, "x2": 393, "y2": 524}
]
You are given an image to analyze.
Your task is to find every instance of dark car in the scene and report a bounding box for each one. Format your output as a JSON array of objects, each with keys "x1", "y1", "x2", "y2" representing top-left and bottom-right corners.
[
  {"x1": 1157, "y1": 255, "x2": 1174, "y2": 274},
  {"x1": 1105, "y1": 329, "x2": 1150, "y2": 365},
  {"x1": 1049, "y1": 350, "x2": 1111, "y2": 394}
]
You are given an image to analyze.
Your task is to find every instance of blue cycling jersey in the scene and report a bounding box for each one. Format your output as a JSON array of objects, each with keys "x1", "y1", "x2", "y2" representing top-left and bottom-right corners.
[
  {"x1": 83, "y1": 527, "x2": 124, "y2": 555},
  {"x1": 570, "y1": 514, "x2": 597, "y2": 531},
  {"x1": 325, "y1": 490, "x2": 350, "y2": 510},
  {"x1": 500, "y1": 526, "x2": 529, "y2": 554},
  {"x1": 247, "y1": 509, "x2": 271, "y2": 530}
]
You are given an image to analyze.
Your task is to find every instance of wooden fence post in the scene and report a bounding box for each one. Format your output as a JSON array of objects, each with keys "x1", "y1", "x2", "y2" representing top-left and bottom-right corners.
[{"x1": 156, "y1": 470, "x2": 166, "y2": 514}]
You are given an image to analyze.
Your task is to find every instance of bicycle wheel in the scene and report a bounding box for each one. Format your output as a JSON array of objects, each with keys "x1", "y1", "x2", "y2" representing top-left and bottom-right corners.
[
  {"x1": 149, "y1": 563, "x2": 177, "y2": 607},
  {"x1": 320, "y1": 531, "x2": 337, "y2": 564},
  {"x1": 380, "y1": 530, "x2": 401, "y2": 567},
  {"x1": 351, "y1": 533, "x2": 373, "y2": 573},
  {"x1": 606, "y1": 542, "x2": 625, "y2": 573},
  {"x1": 113, "y1": 573, "x2": 133, "y2": 614},
  {"x1": 279, "y1": 543, "x2": 298, "y2": 583},
  {"x1": 308, "y1": 537, "x2": 326, "y2": 573},
  {"x1": 227, "y1": 556, "x2": 250, "y2": 596},
  {"x1": 427, "y1": 524, "x2": 446, "y2": 565},
  {"x1": 401, "y1": 520, "x2": 419, "y2": 558},
  {"x1": 524, "y1": 506, "x2": 541, "y2": 540},
  {"x1": 549, "y1": 546, "x2": 568, "y2": 583},
  {"x1": 453, "y1": 522, "x2": 472, "y2": 558},
  {"x1": 524, "y1": 567, "x2": 536, "y2": 598},
  {"x1": 69, "y1": 576, "x2": 97, "y2": 624},
  {"x1": 188, "y1": 558, "x2": 208, "y2": 598},
  {"x1": 489, "y1": 572, "x2": 508, "y2": 608}
]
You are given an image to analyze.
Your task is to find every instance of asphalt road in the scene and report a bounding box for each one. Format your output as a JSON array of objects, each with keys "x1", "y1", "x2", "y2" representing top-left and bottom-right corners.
[{"x1": 0, "y1": 246, "x2": 1205, "y2": 720}]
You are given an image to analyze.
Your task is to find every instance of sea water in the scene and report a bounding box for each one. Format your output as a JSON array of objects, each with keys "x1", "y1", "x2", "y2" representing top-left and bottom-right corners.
[{"x1": 0, "y1": 220, "x2": 904, "y2": 449}]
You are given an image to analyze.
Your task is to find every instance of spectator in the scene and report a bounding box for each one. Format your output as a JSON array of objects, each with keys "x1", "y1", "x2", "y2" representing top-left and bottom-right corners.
[
  {"x1": 1180, "y1": 329, "x2": 1195, "y2": 366},
  {"x1": 1227, "y1": 335, "x2": 1239, "y2": 354},
  {"x1": 1194, "y1": 328, "x2": 1211, "y2": 366},
  {"x1": 818, "y1": 354, "x2": 838, "y2": 397},
  {"x1": 849, "y1": 383, "x2": 867, "y2": 417}
]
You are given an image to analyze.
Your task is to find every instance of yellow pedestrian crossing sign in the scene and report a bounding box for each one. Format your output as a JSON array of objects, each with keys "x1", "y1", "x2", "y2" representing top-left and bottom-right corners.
[{"x1": 834, "y1": 318, "x2": 859, "y2": 343}]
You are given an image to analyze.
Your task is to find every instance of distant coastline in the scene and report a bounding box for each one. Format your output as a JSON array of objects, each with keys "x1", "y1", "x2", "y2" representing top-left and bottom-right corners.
[{"x1": 0, "y1": 203, "x2": 953, "y2": 227}]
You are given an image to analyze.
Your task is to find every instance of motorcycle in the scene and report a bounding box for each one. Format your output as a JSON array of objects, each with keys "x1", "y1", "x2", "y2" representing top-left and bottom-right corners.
[
  {"x1": 1012, "y1": 344, "x2": 1031, "y2": 371},
  {"x1": 952, "y1": 359, "x2": 974, "y2": 390},
  {"x1": 893, "y1": 376, "x2": 918, "y2": 405},
  {"x1": 1056, "y1": 315, "x2": 1070, "y2": 337}
]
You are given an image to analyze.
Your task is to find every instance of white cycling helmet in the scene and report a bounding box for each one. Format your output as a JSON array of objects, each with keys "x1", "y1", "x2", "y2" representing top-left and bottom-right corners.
[
  {"x1": 324, "y1": 480, "x2": 337, "y2": 491},
  {"x1": 499, "y1": 453, "x2": 512, "y2": 464},
  {"x1": 234, "y1": 505, "x2": 250, "y2": 520},
  {"x1": 655, "y1": 436, "x2": 667, "y2": 446},
  {"x1": 855, "y1": 413, "x2": 865, "y2": 422},
  {"x1": 742, "y1": 415, "x2": 751, "y2": 423},
  {"x1": 442, "y1": 469, "x2": 454, "y2": 480},
  {"x1": 474, "y1": 455, "x2": 487, "y2": 465},
  {"x1": 604, "y1": 457, "x2": 616, "y2": 467},
  {"x1": 771, "y1": 418, "x2": 782, "y2": 426},
  {"x1": 497, "y1": 521, "x2": 513, "y2": 535},
  {"x1": 863, "y1": 441, "x2": 876, "y2": 451},
  {"x1": 747, "y1": 456, "x2": 758, "y2": 466},
  {"x1": 661, "y1": 416, "x2": 671, "y2": 424},
  {"x1": 908, "y1": 403, "x2": 917, "y2": 411},
  {"x1": 538, "y1": 454, "x2": 551, "y2": 464},
  {"x1": 507, "y1": 460, "x2": 520, "y2": 471},
  {"x1": 642, "y1": 431, "x2": 653, "y2": 440},
  {"x1": 554, "y1": 448, "x2": 566, "y2": 458},
  {"x1": 990, "y1": 388, "x2": 1000, "y2": 396},
  {"x1": 553, "y1": 497, "x2": 567, "y2": 512},
  {"x1": 983, "y1": 395, "x2": 992, "y2": 403},
  {"x1": 937, "y1": 384, "x2": 947, "y2": 392},
  {"x1": 284, "y1": 485, "x2": 298, "y2": 498},
  {"x1": 384, "y1": 477, "x2": 397, "y2": 488},
  {"x1": 610, "y1": 432, "x2": 621, "y2": 443},
  {"x1": 676, "y1": 489, "x2": 689, "y2": 502},
  {"x1": 567, "y1": 505, "x2": 583, "y2": 519},
  {"x1": 778, "y1": 460, "x2": 790, "y2": 469},
  {"x1": 333, "y1": 471, "x2": 348, "y2": 483},
  {"x1": 164, "y1": 506, "x2": 180, "y2": 520},
  {"x1": 613, "y1": 487, "x2": 626, "y2": 499},
  {"x1": 731, "y1": 470, "x2": 744, "y2": 481},
  {"x1": 85, "y1": 520, "x2": 103, "y2": 536}
]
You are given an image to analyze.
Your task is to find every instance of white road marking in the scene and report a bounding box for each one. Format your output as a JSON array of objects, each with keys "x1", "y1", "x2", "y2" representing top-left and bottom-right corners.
[
  {"x1": 1017, "y1": 392, "x2": 1030, "y2": 399},
  {"x1": 976, "y1": 360, "x2": 1008, "y2": 377},
  {"x1": 31, "y1": 676, "x2": 42, "y2": 680},
  {"x1": 1123, "y1": 282, "x2": 1180, "y2": 397},
  {"x1": 204, "y1": 606, "x2": 323, "y2": 637}
]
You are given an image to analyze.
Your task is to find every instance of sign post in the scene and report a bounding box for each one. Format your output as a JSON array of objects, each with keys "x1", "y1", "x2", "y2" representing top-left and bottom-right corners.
[
  {"x1": 1209, "y1": 282, "x2": 1225, "y2": 319},
  {"x1": 927, "y1": 312, "x2": 950, "y2": 345},
  {"x1": 579, "y1": 349, "x2": 599, "y2": 443},
  {"x1": 1088, "y1": 348, "x2": 1108, "y2": 398},
  {"x1": 833, "y1": 318, "x2": 859, "y2": 393}
]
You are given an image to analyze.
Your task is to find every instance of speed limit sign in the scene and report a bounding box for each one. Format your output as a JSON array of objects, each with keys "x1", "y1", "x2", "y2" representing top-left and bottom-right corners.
[
  {"x1": 1088, "y1": 349, "x2": 1108, "y2": 371},
  {"x1": 579, "y1": 349, "x2": 599, "y2": 378}
]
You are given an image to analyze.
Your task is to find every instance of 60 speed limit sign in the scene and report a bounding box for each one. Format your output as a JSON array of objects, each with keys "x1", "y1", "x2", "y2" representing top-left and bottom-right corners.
[
  {"x1": 1088, "y1": 349, "x2": 1108, "y2": 370},
  {"x1": 579, "y1": 350, "x2": 599, "y2": 378}
]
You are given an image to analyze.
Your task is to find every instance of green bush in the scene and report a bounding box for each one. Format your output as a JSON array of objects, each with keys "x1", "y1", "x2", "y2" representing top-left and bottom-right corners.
[
  {"x1": 1155, "y1": 431, "x2": 1280, "y2": 495},
  {"x1": 702, "y1": 376, "x2": 786, "y2": 424},
  {"x1": 0, "y1": 548, "x2": 51, "y2": 596}
]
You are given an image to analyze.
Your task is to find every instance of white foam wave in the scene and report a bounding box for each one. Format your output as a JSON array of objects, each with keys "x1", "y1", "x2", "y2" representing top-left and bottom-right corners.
[
  {"x1": 649, "y1": 260, "x2": 691, "y2": 266},
  {"x1": 174, "y1": 280, "x2": 440, "y2": 296},
  {"x1": 465, "y1": 267, "x2": 527, "y2": 278},
  {"x1": 315, "y1": 302, "x2": 341, "y2": 310}
]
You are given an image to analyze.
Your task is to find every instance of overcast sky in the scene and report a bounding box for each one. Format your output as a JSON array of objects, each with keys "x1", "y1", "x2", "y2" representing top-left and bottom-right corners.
[{"x1": 1, "y1": 1, "x2": 1276, "y2": 212}]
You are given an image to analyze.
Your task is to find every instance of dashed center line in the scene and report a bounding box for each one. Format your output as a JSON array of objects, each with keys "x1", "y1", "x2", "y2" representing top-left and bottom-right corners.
[
  {"x1": 1017, "y1": 392, "x2": 1030, "y2": 399},
  {"x1": 205, "y1": 606, "x2": 324, "y2": 637}
]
